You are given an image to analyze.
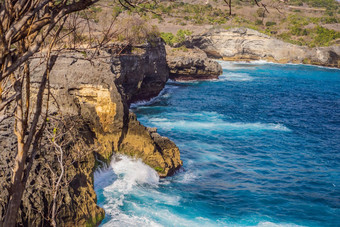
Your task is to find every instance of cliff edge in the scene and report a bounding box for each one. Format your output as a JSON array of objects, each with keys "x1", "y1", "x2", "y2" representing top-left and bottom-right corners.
[
  {"x1": 166, "y1": 47, "x2": 222, "y2": 81},
  {"x1": 184, "y1": 27, "x2": 340, "y2": 68},
  {"x1": 0, "y1": 40, "x2": 182, "y2": 226}
]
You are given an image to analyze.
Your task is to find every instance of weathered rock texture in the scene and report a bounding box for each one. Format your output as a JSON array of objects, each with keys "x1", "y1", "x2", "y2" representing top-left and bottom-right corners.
[
  {"x1": 184, "y1": 27, "x2": 340, "y2": 68},
  {"x1": 118, "y1": 113, "x2": 182, "y2": 177},
  {"x1": 167, "y1": 47, "x2": 222, "y2": 81},
  {"x1": 0, "y1": 40, "x2": 182, "y2": 226}
]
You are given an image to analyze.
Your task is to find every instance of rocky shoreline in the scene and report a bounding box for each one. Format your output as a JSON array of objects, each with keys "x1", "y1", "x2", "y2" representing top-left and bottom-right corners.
[
  {"x1": 0, "y1": 40, "x2": 183, "y2": 226},
  {"x1": 183, "y1": 27, "x2": 340, "y2": 68},
  {"x1": 166, "y1": 47, "x2": 222, "y2": 81},
  {"x1": 1, "y1": 26, "x2": 338, "y2": 226}
]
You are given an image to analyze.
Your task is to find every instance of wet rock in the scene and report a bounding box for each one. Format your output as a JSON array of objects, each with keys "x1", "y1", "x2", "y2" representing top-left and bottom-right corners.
[{"x1": 118, "y1": 113, "x2": 182, "y2": 177}]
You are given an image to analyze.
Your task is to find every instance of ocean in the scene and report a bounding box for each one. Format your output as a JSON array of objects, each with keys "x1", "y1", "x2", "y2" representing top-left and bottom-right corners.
[{"x1": 94, "y1": 61, "x2": 340, "y2": 227}]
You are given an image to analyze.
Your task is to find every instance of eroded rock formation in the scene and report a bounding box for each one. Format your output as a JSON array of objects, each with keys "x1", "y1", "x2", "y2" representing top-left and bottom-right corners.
[
  {"x1": 0, "y1": 40, "x2": 182, "y2": 226},
  {"x1": 184, "y1": 27, "x2": 340, "y2": 68},
  {"x1": 167, "y1": 47, "x2": 222, "y2": 81}
]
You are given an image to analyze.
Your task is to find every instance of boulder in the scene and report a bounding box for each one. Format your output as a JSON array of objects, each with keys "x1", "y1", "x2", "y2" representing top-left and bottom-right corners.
[{"x1": 166, "y1": 47, "x2": 222, "y2": 81}]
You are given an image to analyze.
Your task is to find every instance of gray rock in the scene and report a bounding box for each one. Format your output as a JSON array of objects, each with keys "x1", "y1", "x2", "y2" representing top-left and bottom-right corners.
[
  {"x1": 166, "y1": 47, "x2": 222, "y2": 81},
  {"x1": 184, "y1": 27, "x2": 340, "y2": 68}
]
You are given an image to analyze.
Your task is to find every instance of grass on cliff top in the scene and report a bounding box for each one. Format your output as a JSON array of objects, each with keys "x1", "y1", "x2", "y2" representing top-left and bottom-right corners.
[
  {"x1": 125, "y1": 0, "x2": 340, "y2": 47},
  {"x1": 71, "y1": 0, "x2": 340, "y2": 48}
]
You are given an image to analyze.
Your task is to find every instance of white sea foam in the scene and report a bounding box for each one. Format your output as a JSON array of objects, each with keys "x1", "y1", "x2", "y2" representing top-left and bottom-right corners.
[
  {"x1": 130, "y1": 84, "x2": 178, "y2": 108},
  {"x1": 178, "y1": 171, "x2": 197, "y2": 184},
  {"x1": 108, "y1": 156, "x2": 159, "y2": 191},
  {"x1": 255, "y1": 221, "x2": 305, "y2": 227},
  {"x1": 102, "y1": 212, "x2": 163, "y2": 227},
  {"x1": 94, "y1": 155, "x2": 187, "y2": 227},
  {"x1": 168, "y1": 79, "x2": 201, "y2": 84},
  {"x1": 218, "y1": 73, "x2": 254, "y2": 82},
  {"x1": 165, "y1": 111, "x2": 224, "y2": 119},
  {"x1": 218, "y1": 59, "x2": 340, "y2": 71},
  {"x1": 149, "y1": 118, "x2": 291, "y2": 132},
  {"x1": 130, "y1": 90, "x2": 165, "y2": 108},
  {"x1": 95, "y1": 157, "x2": 302, "y2": 227},
  {"x1": 94, "y1": 155, "x2": 160, "y2": 224},
  {"x1": 217, "y1": 60, "x2": 269, "y2": 70},
  {"x1": 286, "y1": 62, "x2": 340, "y2": 70},
  {"x1": 126, "y1": 204, "x2": 218, "y2": 227}
]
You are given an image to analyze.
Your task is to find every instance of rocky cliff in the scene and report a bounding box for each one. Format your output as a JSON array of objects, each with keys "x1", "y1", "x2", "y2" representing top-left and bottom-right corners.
[
  {"x1": 184, "y1": 27, "x2": 340, "y2": 68},
  {"x1": 166, "y1": 47, "x2": 222, "y2": 81},
  {"x1": 0, "y1": 40, "x2": 182, "y2": 226}
]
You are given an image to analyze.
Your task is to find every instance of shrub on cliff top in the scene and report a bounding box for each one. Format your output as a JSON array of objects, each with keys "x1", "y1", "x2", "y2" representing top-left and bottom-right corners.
[
  {"x1": 266, "y1": 21, "x2": 277, "y2": 27},
  {"x1": 117, "y1": 16, "x2": 160, "y2": 45},
  {"x1": 161, "y1": 32, "x2": 175, "y2": 46},
  {"x1": 312, "y1": 25, "x2": 340, "y2": 46},
  {"x1": 160, "y1": 29, "x2": 192, "y2": 46}
]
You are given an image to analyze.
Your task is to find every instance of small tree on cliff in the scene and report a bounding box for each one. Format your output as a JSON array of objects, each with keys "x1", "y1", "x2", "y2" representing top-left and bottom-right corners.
[{"x1": 0, "y1": 1, "x2": 100, "y2": 226}]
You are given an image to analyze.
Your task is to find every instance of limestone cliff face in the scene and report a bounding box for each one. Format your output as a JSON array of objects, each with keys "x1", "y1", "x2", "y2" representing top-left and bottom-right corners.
[
  {"x1": 119, "y1": 113, "x2": 182, "y2": 177},
  {"x1": 112, "y1": 42, "x2": 169, "y2": 104},
  {"x1": 166, "y1": 47, "x2": 222, "y2": 81},
  {"x1": 184, "y1": 27, "x2": 340, "y2": 68},
  {"x1": 0, "y1": 40, "x2": 182, "y2": 226}
]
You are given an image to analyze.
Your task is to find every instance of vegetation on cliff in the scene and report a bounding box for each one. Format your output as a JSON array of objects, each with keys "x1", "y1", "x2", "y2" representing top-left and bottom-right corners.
[
  {"x1": 1, "y1": 0, "x2": 337, "y2": 226},
  {"x1": 97, "y1": 0, "x2": 339, "y2": 48},
  {"x1": 0, "y1": 0, "x2": 186, "y2": 224}
]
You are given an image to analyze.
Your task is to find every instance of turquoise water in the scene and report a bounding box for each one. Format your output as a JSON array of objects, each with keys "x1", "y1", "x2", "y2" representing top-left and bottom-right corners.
[{"x1": 94, "y1": 61, "x2": 340, "y2": 227}]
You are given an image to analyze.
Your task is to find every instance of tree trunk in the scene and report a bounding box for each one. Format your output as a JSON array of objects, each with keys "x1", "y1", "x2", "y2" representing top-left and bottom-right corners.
[
  {"x1": 229, "y1": 0, "x2": 232, "y2": 16},
  {"x1": 3, "y1": 84, "x2": 26, "y2": 227}
]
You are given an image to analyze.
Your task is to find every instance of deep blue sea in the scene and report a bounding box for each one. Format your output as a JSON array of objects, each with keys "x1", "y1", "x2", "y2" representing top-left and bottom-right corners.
[{"x1": 94, "y1": 61, "x2": 340, "y2": 227}]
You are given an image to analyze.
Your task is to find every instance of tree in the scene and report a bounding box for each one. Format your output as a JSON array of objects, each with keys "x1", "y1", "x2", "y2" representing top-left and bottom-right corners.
[
  {"x1": 0, "y1": 1, "x2": 99, "y2": 226},
  {"x1": 224, "y1": 0, "x2": 270, "y2": 16}
]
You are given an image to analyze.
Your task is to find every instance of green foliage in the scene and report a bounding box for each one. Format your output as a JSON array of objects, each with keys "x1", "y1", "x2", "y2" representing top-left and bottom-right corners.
[
  {"x1": 135, "y1": 2, "x2": 229, "y2": 26},
  {"x1": 174, "y1": 29, "x2": 192, "y2": 43},
  {"x1": 256, "y1": 8, "x2": 266, "y2": 18},
  {"x1": 172, "y1": 46, "x2": 189, "y2": 52},
  {"x1": 118, "y1": 17, "x2": 160, "y2": 45},
  {"x1": 90, "y1": 6, "x2": 102, "y2": 13},
  {"x1": 78, "y1": 6, "x2": 102, "y2": 23},
  {"x1": 290, "y1": 25, "x2": 308, "y2": 36},
  {"x1": 311, "y1": 26, "x2": 340, "y2": 46},
  {"x1": 278, "y1": 32, "x2": 304, "y2": 46},
  {"x1": 289, "y1": 0, "x2": 304, "y2": 6},
  {"x1": 154, "y1": 167, "x2": 164, "y2": 172},
  {"x1": 151, "y1": 13, "x2": 163, "y2": 23},
  {"x1": 279, "y1": 24, "x2": 340, "y2": 47},
  {"x1": 306, "y1": 0, "x2": 338, "y2": 8},
  {"x1": 81, "y1": 51, "x2": 87, "y2": 58},
  {"x1": 160, "y1": 29, "x2": 192, "y2": 46},
  {"x1": 288, "y1": 14, "x2": 309, "y2": 26},
  {"x1": 160, "y1": 32, "x2": 175, "y2": 46},
  {"x1": 255, "y1": 19, "x2": 263, "y2": 25},
  {"x1": 288, "y1": 0, "x2": 339, "y2": 9},
  {"x1": 321, "y1": 16, "x2": 338, "y2": 24},
  {"x1": 265, "y1": 21, "x2": 276, "y2": 26},
  {"x1": 112, "y1": 5, "x2": 123, "y2": 17}
]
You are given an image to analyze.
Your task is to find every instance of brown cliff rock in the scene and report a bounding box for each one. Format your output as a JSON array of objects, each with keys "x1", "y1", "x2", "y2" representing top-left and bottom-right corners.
[
  {"x1": 118, "y1": 113, "x2": 182, "y2": 177},
  {"x1": 167, "y1": 47, "x2": 223, "y2": 81},
  {"x1": 0, "y1": 40, "x2": 182, "y2": 226}
]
